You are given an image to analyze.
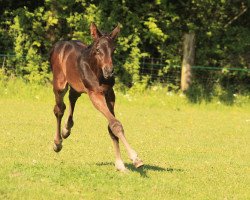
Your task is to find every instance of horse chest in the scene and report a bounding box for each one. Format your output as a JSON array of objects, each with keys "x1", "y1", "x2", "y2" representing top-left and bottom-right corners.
[
  {"x1": 99, "y1": 77, "x2": 115, "y2": 92},
  {"x1": 99, "y1": 83, "x2": 113, "y2": 93}
]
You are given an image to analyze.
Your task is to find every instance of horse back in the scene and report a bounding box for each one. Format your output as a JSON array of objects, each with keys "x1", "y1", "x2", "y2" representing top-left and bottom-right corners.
[{"x1": 50, "y1": 40, "x2": 87, "y2": 93}]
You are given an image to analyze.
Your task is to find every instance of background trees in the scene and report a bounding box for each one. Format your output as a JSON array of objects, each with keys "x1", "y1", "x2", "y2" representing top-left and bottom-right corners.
[{"x1": 0, "y1": 0, "x2": 249, "y2": 93}]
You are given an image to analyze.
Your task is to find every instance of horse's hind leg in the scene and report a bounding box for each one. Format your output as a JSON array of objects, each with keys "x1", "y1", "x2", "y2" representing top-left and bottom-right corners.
[
  {"x1": 53, "y1": 85, "x2": 68, "y2": 152},
  {"x1": 62, "y1": 87, "x2": 81, "y2": 139}
]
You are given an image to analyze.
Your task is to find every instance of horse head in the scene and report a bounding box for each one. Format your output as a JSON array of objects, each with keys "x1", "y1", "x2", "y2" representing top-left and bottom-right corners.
[{"x1": 90, "y1": 22, "x2": 120, "y2": 79}]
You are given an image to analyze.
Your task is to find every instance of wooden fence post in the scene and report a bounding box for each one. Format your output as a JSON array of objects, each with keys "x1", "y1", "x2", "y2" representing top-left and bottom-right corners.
[
  {"x1": 2, "y1": 56, "x2": 6, "y2": 69},
  {"x1": 181, "y1": 32, "x2": 195, "y2": 92}
]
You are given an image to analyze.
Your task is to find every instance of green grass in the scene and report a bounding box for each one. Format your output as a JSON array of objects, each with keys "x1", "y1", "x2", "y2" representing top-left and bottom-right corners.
[{"x1": 0, "y1": 80, "x2": 250, "y2": 199}]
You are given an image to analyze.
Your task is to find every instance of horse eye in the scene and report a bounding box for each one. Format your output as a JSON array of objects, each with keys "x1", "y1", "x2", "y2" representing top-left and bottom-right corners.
[{"x1": 96, "y1": 48, "x2": 100, "y2": 53}]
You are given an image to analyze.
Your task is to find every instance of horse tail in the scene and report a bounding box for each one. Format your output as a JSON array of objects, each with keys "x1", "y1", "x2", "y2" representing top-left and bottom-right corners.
[{"x1": 49, "y1": 43, "x2": 57, "y2": 71}]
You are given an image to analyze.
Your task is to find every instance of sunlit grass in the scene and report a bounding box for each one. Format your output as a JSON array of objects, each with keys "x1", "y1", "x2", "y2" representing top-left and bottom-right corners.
[{"x1": 0, "y1": 80, "x2": 249, "y2": 199}]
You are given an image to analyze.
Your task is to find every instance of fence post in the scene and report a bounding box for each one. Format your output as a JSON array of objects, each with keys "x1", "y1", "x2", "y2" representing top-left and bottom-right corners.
[
  {"x1": 2, "y1": 55, "x2": 6, "y2": 69},
  {"x1": 181, "y1": 32, "x2": 195, "y2": 92}
]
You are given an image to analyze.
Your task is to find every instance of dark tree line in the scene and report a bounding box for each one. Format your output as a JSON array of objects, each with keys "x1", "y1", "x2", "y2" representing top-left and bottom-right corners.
[{"x1": 0, "y1": 0, "x2": 249, "y2": 93}]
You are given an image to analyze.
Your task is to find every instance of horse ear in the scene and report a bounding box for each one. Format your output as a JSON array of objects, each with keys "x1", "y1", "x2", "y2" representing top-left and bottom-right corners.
[
  {"x1": 90, "y1": 22, "x2": 102, "y2": 41},
  {"x1": 110, "y1": 24, "x2": 120, "y2": 40}
]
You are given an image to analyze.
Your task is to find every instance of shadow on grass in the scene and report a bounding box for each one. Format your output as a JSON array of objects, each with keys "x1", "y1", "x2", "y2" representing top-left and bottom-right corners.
[
  {"x1": 96, "y1": 162, "x2": 184, "y2": 178},
  {"x1": 185, "y1": 84, "x2": 236, "y2": 105},
  {"x1": 126, "y1": 164, "x2": 184, "y2": 178}
]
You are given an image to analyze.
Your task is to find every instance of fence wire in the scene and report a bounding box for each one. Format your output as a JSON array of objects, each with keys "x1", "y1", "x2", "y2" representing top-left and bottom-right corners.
[
  {"x1": 139, "y1": 58, "x2": 250, "y2": 92},
  {"x1": 1, "y1": 54, "x2": 250, "y2": 93}
]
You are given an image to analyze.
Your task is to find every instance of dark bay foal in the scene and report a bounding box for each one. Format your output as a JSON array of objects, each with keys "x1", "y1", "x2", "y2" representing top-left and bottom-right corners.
[{"x1": 50, "y1": 23, "x2": 143, "y2": 171}]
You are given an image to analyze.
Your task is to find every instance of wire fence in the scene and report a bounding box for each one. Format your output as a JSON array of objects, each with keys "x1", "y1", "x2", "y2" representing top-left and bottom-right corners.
[
  {"x1": 139, "y1": 57, "x2": 250, "y2": 92},
  {"x1": 1, "y1": 54, "x2": 250, "y2": 93}
]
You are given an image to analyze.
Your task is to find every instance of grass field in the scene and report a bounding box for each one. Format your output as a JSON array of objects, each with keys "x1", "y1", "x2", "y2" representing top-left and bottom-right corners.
[{"x1": 0, "y1": 81, "x2": 250, "y2": 199}]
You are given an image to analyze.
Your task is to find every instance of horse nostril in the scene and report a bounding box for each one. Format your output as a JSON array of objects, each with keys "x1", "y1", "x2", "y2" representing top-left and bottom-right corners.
[
  {"x1": 107, "y1": 67, "x2": 114, "y2": 74},
  {"x1": 103, "y1": 67, "x2": 114, "y2": 78}
]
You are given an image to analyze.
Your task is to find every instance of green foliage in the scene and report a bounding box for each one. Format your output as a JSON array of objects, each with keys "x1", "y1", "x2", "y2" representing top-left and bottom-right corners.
[
  {"x1": 0, "y1": 0, "x2": 249, "y2": 92},
  {"x1": 144, "y1": 17, "x2": 168, "y2": 43}
]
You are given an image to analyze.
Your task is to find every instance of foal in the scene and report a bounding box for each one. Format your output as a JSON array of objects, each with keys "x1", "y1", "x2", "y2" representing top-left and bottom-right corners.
[{"x1": 50, "y1": 23, "x2": 143, "y2": 171}]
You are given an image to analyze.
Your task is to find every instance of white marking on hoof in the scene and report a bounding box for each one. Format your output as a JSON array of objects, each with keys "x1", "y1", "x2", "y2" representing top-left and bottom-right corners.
[
  {"x1": 62, "y1": 127, "x2": 70, "y2": 139},
  {"x1": 129, "y1": 150, "x2": 138, "y2": 163},
  {"x1": 115, "y1": 160, "x2": 127, "y2": 172}
]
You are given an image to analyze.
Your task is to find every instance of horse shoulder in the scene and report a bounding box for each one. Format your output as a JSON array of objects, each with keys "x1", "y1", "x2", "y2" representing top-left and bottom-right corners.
[
  {"x1": 80, "y1": 66, "x2": 114, "y2": 94},
  {"x1": 54, "y1": 41, "x2": 86, "y2": 93}
]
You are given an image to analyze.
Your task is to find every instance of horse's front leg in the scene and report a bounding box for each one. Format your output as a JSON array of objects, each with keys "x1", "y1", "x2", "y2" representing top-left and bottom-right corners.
[
  {"x1": 88, "y1": 91, "x2": 143, "y2": 170},
  {"x1": 106, "y1": 89, "x2": 126, "y2": 171}
]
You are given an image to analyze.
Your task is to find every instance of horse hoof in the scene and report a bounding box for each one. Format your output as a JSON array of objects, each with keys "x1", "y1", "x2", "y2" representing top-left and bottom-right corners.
[
  {"x1": 115, "y1": 160, "x2": 127, "y2": 172},
  {"x1": 53, "y1": 142, "x2": 62, "y2": 152},
  {"x1": 115, "y1": 165, "x2": 129, "y2": 173},
  {"x1": 133, "y1": 157, "x2": 144, "y2": 168},
  {"x1": 62, "y1": 127, "x2": 70, "y2": 139},
  {"x1": 119, "y1": 168, "x2": 129, "y2": 173}
]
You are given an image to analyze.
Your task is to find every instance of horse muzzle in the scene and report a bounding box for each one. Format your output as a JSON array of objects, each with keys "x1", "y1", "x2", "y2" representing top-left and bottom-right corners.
[{"x1": 102, "y1": 67, "x2": 114, "y2": 79}]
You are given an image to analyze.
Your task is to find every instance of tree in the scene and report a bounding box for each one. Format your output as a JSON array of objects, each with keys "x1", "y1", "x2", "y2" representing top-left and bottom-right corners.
[{"x1": 0, "y1": 0, "x2": 249, "y2": 91}]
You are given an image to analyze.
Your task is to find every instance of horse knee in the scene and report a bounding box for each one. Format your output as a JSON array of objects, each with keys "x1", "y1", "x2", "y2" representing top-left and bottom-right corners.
[
  {"x1": 108, "y1": 126, "x2": 119, "y2": 140},
  {"x1": 109, "y1": 120, "x2": 124, "y2": 136},
  {"x1": 54, "y1": 103, "x2": 66, "y2": 117}
]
